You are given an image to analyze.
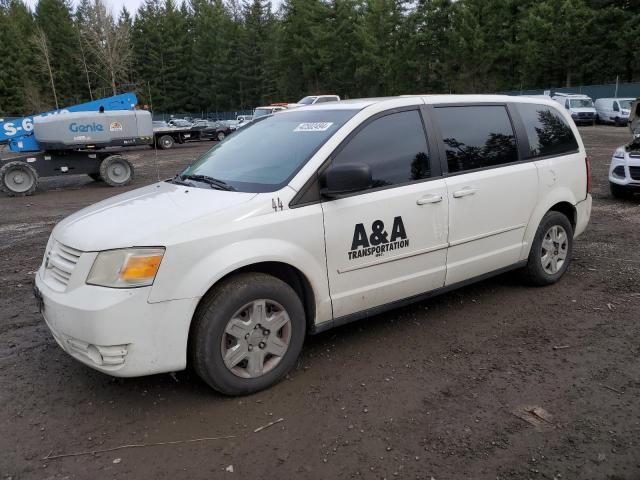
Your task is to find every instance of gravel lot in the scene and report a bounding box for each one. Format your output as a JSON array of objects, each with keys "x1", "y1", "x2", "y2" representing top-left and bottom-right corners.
[{"x1": 1, "y1": 127, "x2": 639, "y2": 479}]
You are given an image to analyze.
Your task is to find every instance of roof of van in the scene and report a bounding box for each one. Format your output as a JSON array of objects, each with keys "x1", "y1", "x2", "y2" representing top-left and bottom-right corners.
[
  {"x1": 280, "y1": 94, "x2": 559, "y2": 112},
  {"x1": 595, "y1": 97, "x2": 636, "y2": 102},
  {"x1": 551, "y1": 93, "x2": 591, "y2": 98}
]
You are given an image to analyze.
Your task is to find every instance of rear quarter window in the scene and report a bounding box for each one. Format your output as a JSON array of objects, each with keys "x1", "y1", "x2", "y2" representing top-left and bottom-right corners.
[
  {"x1": 432, "y1": 105, "x2": 518, "y2": 174},
  {"x1": 516, "y1": 103, "x2": 579, "y2": 158}
]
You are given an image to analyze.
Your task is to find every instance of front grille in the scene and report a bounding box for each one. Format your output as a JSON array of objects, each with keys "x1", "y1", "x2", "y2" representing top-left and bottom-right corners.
[
  {"x1": 44, "y1": 241, "x2": 82, "y2": 290},
  {"x1": 629, "y1": 166, "x2": 640, "y2": 181},
  {"x1": 577, "y1": 112, "x2": 594, "y2": 118}
]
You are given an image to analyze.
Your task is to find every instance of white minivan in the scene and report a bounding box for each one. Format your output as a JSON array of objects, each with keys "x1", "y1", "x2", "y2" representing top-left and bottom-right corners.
[
  {"x1": 595, "y1": 97, "x2": 635, "y2": 126},
  {"x1": 34, "y1": 95, "x2": 592, "y2": 395}
]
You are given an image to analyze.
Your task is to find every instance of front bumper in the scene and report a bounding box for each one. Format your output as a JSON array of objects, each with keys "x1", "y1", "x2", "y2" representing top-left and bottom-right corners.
[
  {"x1": 609, "y1": 152, "x2": 640, "y2": 187},
  {"x1": 35, "y1": 270, "x2": 199, "y2": 377},
  {"x1": 574, "y1": 116, "x2": 595, "y2": 125}
]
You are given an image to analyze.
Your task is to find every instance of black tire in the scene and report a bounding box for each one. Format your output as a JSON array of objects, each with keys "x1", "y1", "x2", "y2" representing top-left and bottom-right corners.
[
  {"x1": 0, "y1": 161, "x2": 38, "y2": 196},
  {"x1": 190, "y1": 272, "x2": 306, "y2": 395},
  {"x1": 523, "y1": 211, "x2": 573, "y2": 286},
  {"x1": 216, "y1": 131, "x2": 226, "y2": 141},
  {"x1": 88, "y1": 173, "x2": 102, "y2": 182},
  {"x1": 158, "y1": 135, "x2": 174, "y2": 150},
  {"x1": 99, "y1": 155, "x2": 133, "y2": 187},
  {"x1": 610, "y1": 182, "x2": 632, "y2": 199}
]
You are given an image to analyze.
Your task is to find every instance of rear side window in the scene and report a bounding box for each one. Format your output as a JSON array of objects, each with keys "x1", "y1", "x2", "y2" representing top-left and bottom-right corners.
[
  {"x1": 331, "y1": 110, "x2": 431, "y2": 188},
  {"x1": 433, "y1": 106, "x2": 518, "y2": 173},
  {"x1": 516, "y1": 103, "x2": 579, "y2": 158}
]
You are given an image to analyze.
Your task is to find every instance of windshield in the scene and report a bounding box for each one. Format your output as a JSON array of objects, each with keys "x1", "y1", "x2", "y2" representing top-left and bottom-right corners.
[
  {"x1": 619, "y1": 99, "x2": 633, "y2": 110},
  {"x1": 253, "y1": 108, "x2": 272, "y2": 118},
  {"x1": 569, "y1": 99, "x2": 593, "y2": 109},
  {"x1": 180, "y1": 109, "x2": 358, "y2": 192},
  {"x1": 298, "y1": 96, "x2": 316, "y2": 105}
]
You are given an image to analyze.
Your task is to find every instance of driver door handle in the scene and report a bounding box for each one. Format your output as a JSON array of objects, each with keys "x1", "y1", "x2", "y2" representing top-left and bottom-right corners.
[
  {"x1": 452, "y1": 187, "x2": 478, "y2": 198},
  {"x1": 416, "y1": 194, "x2": 443, "y2": 205}
]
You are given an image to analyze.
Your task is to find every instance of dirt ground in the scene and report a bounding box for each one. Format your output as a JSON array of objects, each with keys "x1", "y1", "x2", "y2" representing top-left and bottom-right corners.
[{"x1": 1, "y1": 127, "x2": 639, "y2": 480}]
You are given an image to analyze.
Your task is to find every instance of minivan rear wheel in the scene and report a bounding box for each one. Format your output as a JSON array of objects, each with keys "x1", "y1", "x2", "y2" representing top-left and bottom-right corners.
[
  {"x1": 524, "y1": 211, "x2": 573, "y2": 286},
  {"x1": 190, "y1": 272, "x2": 306, "y2": 395}
]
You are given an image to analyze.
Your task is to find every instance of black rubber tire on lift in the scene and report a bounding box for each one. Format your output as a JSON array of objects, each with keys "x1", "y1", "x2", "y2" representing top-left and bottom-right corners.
[
  {"x1": 0, "y1": 161, "x2": 38, "y2": 197},
  {"x1": 99, "y1": 155, "x2": 134, "y2": 187},
  {"x1": 523, "y1": 211, "x2": 573, "y2": 286},
  {"x1": 158, "y1": 135, "x2": 174, "y2": 150},
  {"x1": 189, "y1": 272, "x2": 306, "y2": 395},
  {"x1": 610, "y1": 182, "x2": 633, "y2": 199}
]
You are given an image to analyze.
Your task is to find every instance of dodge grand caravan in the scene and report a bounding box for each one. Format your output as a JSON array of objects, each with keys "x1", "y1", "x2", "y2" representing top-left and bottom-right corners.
[{"x1": 35, "y1": 96, "x2": 592, "y2": 395}]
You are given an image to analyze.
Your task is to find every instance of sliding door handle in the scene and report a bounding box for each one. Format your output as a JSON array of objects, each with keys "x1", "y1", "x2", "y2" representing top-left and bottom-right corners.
[
  {"x1": 416, "y1": 194, "x2": 443, "y2": 205},
  {"x1": 452, "y1": 187, "x2": 478, "y2": 198}
]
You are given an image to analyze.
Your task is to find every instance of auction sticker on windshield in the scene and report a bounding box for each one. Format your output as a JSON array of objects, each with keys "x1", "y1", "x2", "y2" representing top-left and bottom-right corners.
[{"x1": 294, "y1": 122, "x2": 333, "y2": 132}]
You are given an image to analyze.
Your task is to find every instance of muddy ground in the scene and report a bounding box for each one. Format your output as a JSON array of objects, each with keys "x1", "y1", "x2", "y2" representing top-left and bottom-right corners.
[{"x1": 1, "y1": 127, "x2": 639, "y2": 480}]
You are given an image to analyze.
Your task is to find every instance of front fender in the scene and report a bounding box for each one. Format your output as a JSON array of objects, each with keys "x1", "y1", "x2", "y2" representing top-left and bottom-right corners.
[{"x1": 148, "y1": 238, "x2": 332, "y2": 324}]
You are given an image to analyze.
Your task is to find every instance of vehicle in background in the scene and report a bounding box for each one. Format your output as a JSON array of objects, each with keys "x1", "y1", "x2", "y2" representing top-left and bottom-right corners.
[
  {"x1": 152, "y1": 120, "x2": 169, "y2": 129},
  {"x1": 551, "y1": 93, "x2": 596, "y2": 126},
  {"x1": 191, "y1": 120, "x2": 233, "y2": 141},
  {"x1": 609, "y1": 99, "x2": 640, "y2": 198},
  {"x1": 234, "y1": 115, "x2": 254, "y2": 131},
  {"x1": 253, "y1": 106, "x2": 287, "y2": 120},
  {"x1": 167, "y1": 118, "x2": 193, "y2": 128},
  {"x1": 153, "y1": 119, "x2": 231, "y2": 149},
  {"x1": 0, "y1": 92, "x2": 151, "y2": 195},
  {"x1": 288, "y1": 95, "x2": 340, "y2": 108},
  {"x1": 595, "y1": 98, "x2": 635, "y2": 126},
  {"x1": 35, "y1": 95, "x2": 591, "y2": 395}
]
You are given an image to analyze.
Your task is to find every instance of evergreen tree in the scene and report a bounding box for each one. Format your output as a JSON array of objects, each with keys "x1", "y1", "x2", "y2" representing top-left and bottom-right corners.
[
  {"x1": 35, "y1": 0, "x2": 85, "y2": 106},
  {"x1": 0, "y1": 0, "x2": 38, "y2": 114}
]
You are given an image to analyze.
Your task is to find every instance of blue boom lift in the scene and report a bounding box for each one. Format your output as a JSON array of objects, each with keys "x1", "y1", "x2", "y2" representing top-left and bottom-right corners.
[{"x1": 0, "y1": 93, "x2": 153, "y2": 196}]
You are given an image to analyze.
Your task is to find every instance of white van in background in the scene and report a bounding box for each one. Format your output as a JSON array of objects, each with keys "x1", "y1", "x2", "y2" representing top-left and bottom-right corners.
[
  {"x1": 552, "y1": 93, "x2": 596, "y2": 126},
  {"x1": 288, "y1": 95, "x2": 340, "y2": 108},
  {"x1": 595, "y1": 98, "x2": 635, "y2": 126}
]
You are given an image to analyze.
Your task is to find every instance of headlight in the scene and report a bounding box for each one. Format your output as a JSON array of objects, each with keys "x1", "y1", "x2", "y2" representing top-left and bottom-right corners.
[
  {"x1": 613, "y1": 148, "x2": 626, "y2": 159},
  {"x1": 87, "y1": 248, "x2": 165, "y2": 288}
]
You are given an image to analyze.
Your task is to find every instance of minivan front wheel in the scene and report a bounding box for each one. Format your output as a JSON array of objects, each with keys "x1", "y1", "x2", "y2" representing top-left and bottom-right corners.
[
  {"x1": 524, "y1": 211, "x2": 573, "y2": 286},
  {"x1": 190, "y1": 272, "x2": 306, "y2": 395}
]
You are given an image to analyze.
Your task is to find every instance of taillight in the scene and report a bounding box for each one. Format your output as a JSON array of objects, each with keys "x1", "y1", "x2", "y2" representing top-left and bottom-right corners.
[{"x1": 585, "y1": 156, "x2": 591, "y2": 196}]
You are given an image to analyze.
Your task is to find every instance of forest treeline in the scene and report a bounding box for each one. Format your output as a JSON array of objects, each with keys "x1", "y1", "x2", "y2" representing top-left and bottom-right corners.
[{"x1": 1, "y1": 0, "x2": 639, "y2": 116}]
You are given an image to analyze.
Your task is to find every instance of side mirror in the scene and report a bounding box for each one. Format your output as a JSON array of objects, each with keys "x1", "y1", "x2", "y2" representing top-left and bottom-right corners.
[{"x1": 321, "y1": 163, "x2": 372, "y2": 198}]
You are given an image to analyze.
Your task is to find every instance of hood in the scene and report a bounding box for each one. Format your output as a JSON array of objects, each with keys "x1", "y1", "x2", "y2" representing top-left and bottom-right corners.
[
  {"x1": 53, "y1": 181, "x2": 257, "y2": 251},
  {"x1": 630, "y1": 99, "x2": 639, "y2": 137}
]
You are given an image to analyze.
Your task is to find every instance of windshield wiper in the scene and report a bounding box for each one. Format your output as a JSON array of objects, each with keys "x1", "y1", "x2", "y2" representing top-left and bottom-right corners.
[
  {"x1": 179, "y1": 174, "x2": 236, "y2": 191},
  {"x1": 171, "y1": 174, "x2": 191, "y2": 186}
]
